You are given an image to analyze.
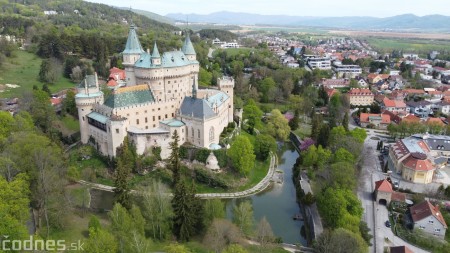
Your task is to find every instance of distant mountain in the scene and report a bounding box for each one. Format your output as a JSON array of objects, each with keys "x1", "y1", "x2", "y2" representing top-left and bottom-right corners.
[
  {"x1": 166, "y1": 11, "x2": 450, "y2": 31},
  {"x1": 118, "y1": 7, "x2": 175, "y2": 25}
]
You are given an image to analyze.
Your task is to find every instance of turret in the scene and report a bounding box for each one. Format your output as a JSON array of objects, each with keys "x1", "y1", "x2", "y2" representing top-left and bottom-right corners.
[
  {"x1": 182, "y1": 32, "x2": 196, "y2": 61},
  {"x1": 151, "y1": 42, "x2": 161, "y2": 65},
  {"x1": 75, "y1": 73, "x2": 104, "y2": 143},
  {"x1": 122, "y1": 24, "x2": 144, "y2": 86},
  {"x1": 218, "y1": 76, "x2": 235, "y2": 122}
]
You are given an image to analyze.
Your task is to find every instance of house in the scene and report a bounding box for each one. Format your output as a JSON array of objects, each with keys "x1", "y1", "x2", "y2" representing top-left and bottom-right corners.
[
  {"x1": 355, "y1": 76, "x2": 368, "y2": 87},
  {"x1": 426, "y1": 90, "x2": 443, "y2": 100},
  {"x1": 305, "y1": 55, "x2": 331, "y2": 70},
  {"x1": 347, "y1": 88, "x2": 374, "y2": 106},
  {"x1": 333, "y1": 64, "x2": 362, "y2": 78},
  {"x1": 387, "y1": 136, "x2": 436, "y2": 184},
  {"x1": 324, "y1": 87, "x2": 337, "y2": 99},
  {"x1": 382, "y1": 98, "x2": 408, "y2": 114},
  {"x1": 359, "y1": 113, "x2": 390, "y2": 129},
  {"x1": 406, "y1": 100, "x2": 432, "y2": 118},
  {"x1": 374, "y1": 179, "x2": 393, "y2": 205},
  {"x1": 401, "y1": 114, "x2": 421, "y2": 124},
  {"x1": 321, "y1": 78, "x2": 350, "y2": 89},
  {"x1": 433, "y1": 101, "x2": 450, "y2": 115},
  {"x1": 368, "y1": 73, "x2": 390, "y2": 84},
  {"x1": 410, "y1": 200, "x2": 447, "y2": 239},
  {"x1": 388, "y1": 246, "x2": 414, "y2": 253},
  {"x1": 426, "y1": 117, "x2": 445, "y2": 128}
]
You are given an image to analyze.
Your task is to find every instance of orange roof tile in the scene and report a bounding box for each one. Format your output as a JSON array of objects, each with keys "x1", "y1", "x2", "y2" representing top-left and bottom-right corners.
[
  {"x1": 402, "y1": 114, "x2": 420, "y2": 123},
  {"x1": 375, "y1": 179, "x2": 393, "y2": 193},
  {"x1": 426, "y1": 117, "x2": 445, "y2": 126},
  {"x1": 410, "y1": 200, "x2": 447, "y2": 228},
  {"x1": 402, "y1": 156, "x2": 434, "y2": 171}
]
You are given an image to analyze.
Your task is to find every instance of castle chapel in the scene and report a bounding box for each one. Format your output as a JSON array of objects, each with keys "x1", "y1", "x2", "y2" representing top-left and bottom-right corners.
[{"x1": 75, "y1": 24, "x2": 234, "y2": 158}]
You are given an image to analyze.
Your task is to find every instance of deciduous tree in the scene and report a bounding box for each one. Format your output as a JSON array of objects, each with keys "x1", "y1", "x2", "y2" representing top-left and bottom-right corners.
[
  {"x1": 232, "y1": 200, "x2": 254, "y2": 236},
  {"x1": 228, "y1": 135, "x2": 255, "y2": 176}
]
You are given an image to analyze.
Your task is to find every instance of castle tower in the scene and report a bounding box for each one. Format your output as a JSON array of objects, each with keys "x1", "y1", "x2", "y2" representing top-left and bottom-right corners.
[
  {"x1": 75, "y1": 73, "x2": 104, "y2": 144},
  {"x1": 151, "y1": 42, "x2": 161, "y2": 65},
  {"x1": 181, "y1": 33, "x2": 196, "y2": 61},
  {"x1": 122, "y1": 24, "x2": 144, "y2": 86},
  {"x1": 218, "y1": 77, "x2": 235, "y2": 122}
]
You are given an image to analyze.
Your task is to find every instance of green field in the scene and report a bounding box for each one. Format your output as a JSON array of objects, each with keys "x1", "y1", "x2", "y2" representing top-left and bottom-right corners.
[
  {"x1": 366, "y1": 38, "x2": 450, "y2": 55},
  {"x1": 0, "y1": 50, "x2": 75, "y2": 98}
]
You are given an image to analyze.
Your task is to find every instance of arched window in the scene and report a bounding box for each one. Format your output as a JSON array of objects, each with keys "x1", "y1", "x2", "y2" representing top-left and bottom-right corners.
[
  {"x1": 209, "y1": 126, "x2": 214, "y2": 142},
  {"x1": 186, "y1": 127, "x2": 188, "y2": 137},
  {"x1": 191, "y1": 127, "x2": 194, "y2": 137},
  {"x1": 197, "y1": 129, "x2": 200, "y2": 138}
]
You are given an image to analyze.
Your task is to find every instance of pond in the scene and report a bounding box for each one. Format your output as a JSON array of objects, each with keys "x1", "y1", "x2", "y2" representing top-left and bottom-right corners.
[
  {"x1": 226, "y1": 143, "x2": 307, "y2": 245},
  {"x1": 89, "y1": 144, "x2": 307, "y2": 245}
]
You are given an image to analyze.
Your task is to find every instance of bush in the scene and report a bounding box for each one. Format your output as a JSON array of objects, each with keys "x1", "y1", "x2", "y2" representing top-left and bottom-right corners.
[
  {"x1": 67, "y1": 166, "x2": 81, "y2": 182},
  {"x1": 194, "y1": 167, "x2": 229, "y2": 189},
  {"x1": 194, "y1": 148, "x2": 210, "y2": 163},
  {"x1": 213, "y1": 149, "x2": 228, "y2": 168}
]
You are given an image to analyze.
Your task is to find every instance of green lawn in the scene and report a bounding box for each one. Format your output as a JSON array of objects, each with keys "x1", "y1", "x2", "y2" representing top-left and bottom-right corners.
[
  {"x1": 61, "y1": 115, "x2": 80, "y2": 132},
  {"x1": 293, "y1": 123, "x2": 312, "y2": 139},
  {"x1": 0, "y1": 50, "x2": 75, "y2": 98}
]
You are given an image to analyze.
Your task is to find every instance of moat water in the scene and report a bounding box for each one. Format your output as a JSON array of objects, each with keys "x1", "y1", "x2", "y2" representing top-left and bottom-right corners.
[
  {"x1": 225, "y1": 143, "x2": 307, "y2": 245},
  {"x1": 90, "y1": 143, "x2": 306, "y2": 245}
]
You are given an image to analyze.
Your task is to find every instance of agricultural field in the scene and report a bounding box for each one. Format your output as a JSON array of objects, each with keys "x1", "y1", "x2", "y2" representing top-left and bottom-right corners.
[
  {"x1": 365, "y1": 37, "x2": 450, "y2": 54},
  {"x1": 0, "y1": 50, "x2": 75, "y2": 98}
]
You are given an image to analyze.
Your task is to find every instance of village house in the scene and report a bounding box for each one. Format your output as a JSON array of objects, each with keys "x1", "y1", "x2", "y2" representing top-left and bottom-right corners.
[
  {"x1": 382, "y1": 98, "x2": 408, "y2": 115},
  {"x1": 410, "y1": 200, "x2": 447, "y2": 239},
  {"x1": 406, "y1": 100, "x2": 432, "y2": 118},
  {"x1": 359, "y1": 113, "x2": 390, "y2": 129},
  {"x1": 321, "y1": 78, "x2": 350, "y2": 89},
  {"x1": 347, "y1": 88, "x2": 374, "y2": 106}
]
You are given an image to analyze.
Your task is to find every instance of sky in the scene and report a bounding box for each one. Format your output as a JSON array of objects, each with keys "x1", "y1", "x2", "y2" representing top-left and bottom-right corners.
[{"x1": 86, "y1": 0, "x2": 450, "y2": 18}]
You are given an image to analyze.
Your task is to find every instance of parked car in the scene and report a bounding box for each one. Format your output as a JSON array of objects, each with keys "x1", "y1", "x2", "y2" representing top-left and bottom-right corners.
[
  {"x1": 393, "y1": 180, "x2": 399, "y2": 190},
  {"x1": 385, "y1": 220, "x2": 391, "y2": 228}
]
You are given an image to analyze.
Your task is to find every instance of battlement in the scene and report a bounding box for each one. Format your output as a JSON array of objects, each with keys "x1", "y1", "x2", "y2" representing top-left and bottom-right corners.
[{"x1": 218, "y1": 76, "x2": 235, "y2": 87}]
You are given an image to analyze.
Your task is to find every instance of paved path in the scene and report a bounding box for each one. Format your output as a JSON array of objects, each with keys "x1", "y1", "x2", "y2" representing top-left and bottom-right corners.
[
  {"x1": 299, "y1": 172, "x2": 324, "y2": 240},
  {"x1": 79, "y1": 152, "x2": 278, "y2": 199}
]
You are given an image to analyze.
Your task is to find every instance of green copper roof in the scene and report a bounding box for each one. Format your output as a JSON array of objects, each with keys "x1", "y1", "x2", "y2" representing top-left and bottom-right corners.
[
  {"x1": 160, "y1": 119, "x2": 185, "y2": 127},
  {"x1": 104, "y1": 88, "x2": 154, "y2": 108},
  {"x1": 135, "y1": 51, "x2": 197, "y2": 69},
  {"x1": 78, "y1": 75, "x2": 97, "y2": 88},
  {"x1": 151, "y1": 42, "x2": 160, "y2": 58},
  {"x1": 123, "y1": 24, "x2": 144, "y2": 55},
  {"x1": 87, "y1": 112, "x2": 108, "y2": 124},
  {"x1": 181, "y1": 34, "x2": 196, "y2": 55}
]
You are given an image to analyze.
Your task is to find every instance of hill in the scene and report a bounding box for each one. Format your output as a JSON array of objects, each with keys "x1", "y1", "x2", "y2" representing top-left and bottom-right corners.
[
  {"x1": 166, "y1": 11, "x2": 450, "y2": 31},
  {"x1": 118, "y1": 7, "x2": 175, "y2": 25}
]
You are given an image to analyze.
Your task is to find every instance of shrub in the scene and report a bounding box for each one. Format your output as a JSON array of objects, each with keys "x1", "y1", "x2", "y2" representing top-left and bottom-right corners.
[{"x1": 194, "y1": 167, "x2": 229, "y2": 189}]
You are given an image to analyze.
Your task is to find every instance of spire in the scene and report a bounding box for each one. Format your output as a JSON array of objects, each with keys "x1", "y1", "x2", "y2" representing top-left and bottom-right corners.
[
  {"x1": 151, "y1": 42, "x2": 160, "y2": 58},
  {"x1": 181, "y1": 31, "x2": 196, "y2": 55},
  {"x1": 122, "y1": 24, "x2": 144, "y2": 54},
  {"x1": 192, "y1": 78, "x2": 197, "y2": 99}
]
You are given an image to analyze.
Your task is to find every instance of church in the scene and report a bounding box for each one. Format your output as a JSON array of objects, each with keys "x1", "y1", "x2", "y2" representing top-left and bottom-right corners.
[{"x1": 75, "y1": 24, "x2": 234, "y2": 159}]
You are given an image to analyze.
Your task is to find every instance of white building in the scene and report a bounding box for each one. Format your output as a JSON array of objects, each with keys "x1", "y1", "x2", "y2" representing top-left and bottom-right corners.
[
  {"x1": 76, "y1": 24, "x2": 234, "y2": 159},
  {"x1": 333, "y1": 64, "x2": 362, "y2": 78},
  {"x1": 304, "y1": 55, "x2": 331, "y2": 70}
]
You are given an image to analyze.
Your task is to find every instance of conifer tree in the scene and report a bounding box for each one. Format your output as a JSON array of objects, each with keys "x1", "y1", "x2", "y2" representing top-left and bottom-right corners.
[{"x1": 168, "y1": 130, "x2": 181, "y2": 186}]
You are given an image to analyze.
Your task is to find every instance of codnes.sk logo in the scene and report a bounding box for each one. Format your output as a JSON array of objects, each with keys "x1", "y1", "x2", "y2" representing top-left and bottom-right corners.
[{"x1": 1, "y1": 235, "x2": 84, "y2": 251}]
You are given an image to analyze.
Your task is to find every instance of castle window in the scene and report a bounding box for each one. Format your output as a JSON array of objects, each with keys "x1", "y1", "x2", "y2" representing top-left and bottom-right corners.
[
  {"x1": 145, "y1": 117, "x2": 148, "y2": 123},
  {"x1": 168, "y1": 81, "x2": 171, "y2": 84},
  {"x1": 136, "y1": 112, "x2": 139, "y2": 115},
  {"x1": 145, "y1": 110, "x2": 147, "y2": 113},
  {"x1": 136, "y1": 119, "x2": 139, "y2": 125},
  {"x1": 158, "y1": 116, "x2": 161, "y2": 120},
  {"x1": 192, "y1": 127, "x2": 194, "y2": 137},
  {"x1": 209, "y1": 126, "x2": 214, "y2": 142},
  {"x1": 158, "y1": 108, "x2": 160, "y2": 111},
  {"x1": 165, "y1": 114, "x2": 168, "y2": 118},
  {"x1": 172, "y1": 113, "x2": 174, "y2": 117},
  {"x1": 186, "y1": 128, "x2": 188, "y2": 136},
  {"x1": 82, "y1": 117, "x2": 85, "y2": 121},
  {"x1": 153, "y1": 116, "x2": 155, "y2": 121},
  {"x1": 116, "y1": 129, "x2": 119, "y2": 134},
  {"x1": 146, "y1": 126, "x2": 148, "y2": 129},
  {"x1": 153, "y1": 124, "x2": 156, "y2": 127},
  {"x1": 198, "y1": 129, "x2": 200, "y2": 138}
]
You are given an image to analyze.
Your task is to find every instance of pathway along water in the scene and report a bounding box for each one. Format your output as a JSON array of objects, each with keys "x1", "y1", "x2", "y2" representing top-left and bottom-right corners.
[
  {"x1": 226, "y1": 143, "x2": 307, "y2": 245},
  {"x1": 89, "y1": 143, "x2": 306, "y2": 245}
]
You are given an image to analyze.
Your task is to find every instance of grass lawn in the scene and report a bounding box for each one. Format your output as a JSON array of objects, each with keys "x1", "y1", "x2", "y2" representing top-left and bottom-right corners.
[
  {"x1": 52, "y1": 115, "x2": 80, "y2": 136},
  {"x1": 0, "y1": 50, "x2": 75, "y2": 98}
]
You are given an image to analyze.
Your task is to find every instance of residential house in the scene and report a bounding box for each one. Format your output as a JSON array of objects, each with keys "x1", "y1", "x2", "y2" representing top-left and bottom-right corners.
[
  {"x1": 333, "y1": 64, "x2": 362, "y2": 78},
  {"x1": 401, "y1": 114, "x2": 421, "y2": 124},
  {"x1": 321, "y1": 78, "x2": 350, "y2": 89},
  {"x1": 426, "y1": 90, "x2": 443, "y2": 100},
  {"x1": 410, "y1": 200, "x2": 447, "y2": 239},
  {"x1": 382, "y1": 110, "x2": 402, "y2": 124},
  {"x1": 347, "y1": 88, "x2": 374, "y2": 106},
  {"x1": 433, "y1": 101, "x2": 450, "y2": 115},
  {"x1": 426, "y1": 117, "x2": 445, "y2": 128},
  {"x1": 305, "y1": 55, "x2": 331, "y2": 70},
  {"x1": 368, "y1": 73, "x2": 390, "y2": 84},
  {"x1": 406, "y1": 100, "x2": 432, "y2": 118},
  {"x1": 359, "y1": 113, "x2": 390, "y2": 129},
  {"x1": 355, "y1": 76, "x2": 368, "y2": 87},
  {"x1": 324, "y1": 87, "x2": 337, "y2": 99},
  {"x1": 382, "y1": 98, "x2": 408, "y2": 115}
]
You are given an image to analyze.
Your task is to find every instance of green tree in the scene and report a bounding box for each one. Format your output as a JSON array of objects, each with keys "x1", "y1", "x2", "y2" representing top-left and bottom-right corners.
[
  {"x1": 232, "y1": 200, "x2": 254, "y2": 236},
  {"x1": 84, "y1": 228, "x2": 118, "y2": 253},
  {"x1": 62, "y1": 89, "x2": 77, "y2": 117},
  {"x1": 314, "y1": 228, "x2": 368, "y2": 253},
  {"x1": 254, "y1": 134, "x2": 276, "y2": 161},
  {"x1": 333, "y1": 148, "x2": 355, "y2": 164},
  {"x1": 165, "y1": 244, "x2": 192, "y2": 253},
  {"x1": 28, "y1": 89, "x2": 56, "y2": 132},
  {"x1": 349, "y1": 128, "x2": 367, "y2": 143},
  {"x1": 243, "y1": 99, "x2": 263, "y2": 134},
  {"x1": 317, "y1": 124, "x2": 330, "y2": 148},
  {"x1": 142, "y1": 180, "x2": 173, "y2": 240},
  {"x1": 203, "y1": 219, "x2": 242, "y2": 253},
  {"x1": 168, "y1": 130, "x2": 181, "y2": 186},
  {"x1": 266, "y1": 109, "x2": 290, "y2": 141},
  {"x1": 311, "y1": 113, "x2": 323, "y2": 141},
  {"x1": 114, "y1": 157, "x2": 132, "y2": 209},
  {"x1": 204, "y1": 199, "x2": 226, "y2": 228},
  {"x1": 172, "y1": 180, "x2": 204, "y2": 241},
  {"x1": 259, "y1": 77, "x2": 276, "y2": 103},
  {"x1": 0, "y1": 111, "x2": 14, "y2": 140},
  {"x1": 38, "y1": 57, "x2": 62, "y2": 84},
  {"x1": 302, "y1": 145, "x2": 318, "y2": 168},
  {"x1": 289, "y1": 110, "x2": 300, "y2": 131},
  {"x1": 256, "y1": 216, "x2": 275, "y2": 251},
  {"x1": 88, "y1": 215, "x2": 101, "y2": 233},
  {"x1": 342, "y1": 112, "x2": 349, "y2": 131},
  {"x1": 228, "y1": 135, "x2": 255, "y2": 176},
  {"x1": 329, "y1": 162, "x2": 357, "y2": 190}
]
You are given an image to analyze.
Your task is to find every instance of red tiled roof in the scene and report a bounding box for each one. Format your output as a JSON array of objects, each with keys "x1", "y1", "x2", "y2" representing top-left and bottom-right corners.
[
  {"x1": 426, "y1": 117, "x2": 445, "y2": 126},
  {"x1": 348, "y1": 88, "x2": 373, "y2": 96},
  {"x1": 375, "y1": 179, "x2": 393, "y2": 193},
  {"x1": 402, "y1": 114, "x2": 420, "y2": 124},
  {"x1": 403, "y1": 89, "x2": 425, "y2": 94},
  {"x1": 360, "y1": 113, "x2": 390, "y2": 124},
  {"x1": 389, "y1": 246, "x2": 414, "y2": 253},
  {"x1": 410, "y1": 200, "x2": 448, "y2": 228},
  {"x1": 391, "y1": 192, "x2": 406, "y2": 202},
  {"x1": 50, "y1": 97, "x2": 62, "y2": 106},
  {"x1": 107, "y1": 79, "x2": 118, "y2": 87},
  {"x1": 402, "y1": 156, "x2": 433, "y2": 171},
  {"x1": 427, "y1": 90, "x2": 442, "y2": 95},
  {"x1": 108, "y1": 67, "x2": 126, "y2": 81},
  {"x1": 382, "y1": 110, "x2": 401, "y2": 124}
]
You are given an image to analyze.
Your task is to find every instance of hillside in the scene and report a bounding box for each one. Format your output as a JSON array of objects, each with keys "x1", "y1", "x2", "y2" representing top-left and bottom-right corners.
[
  {"x1": 166, "y1": 11, "x2": 450, "y2": 31},
  {"x1": 119, "y1": 7, "x2": 175, "y2": 25}
]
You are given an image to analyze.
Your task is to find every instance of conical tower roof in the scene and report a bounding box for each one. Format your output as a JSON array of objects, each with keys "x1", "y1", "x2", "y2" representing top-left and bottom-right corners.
[
  {"x1": 122, "y1": 24, "x2": 144, "y2": 54},
  {"x1": 151, "y1": 42, "x2": 160, "y2": 58},
  {"x1": 181, "y1": 33, "x2": 196, "y2": 55}
]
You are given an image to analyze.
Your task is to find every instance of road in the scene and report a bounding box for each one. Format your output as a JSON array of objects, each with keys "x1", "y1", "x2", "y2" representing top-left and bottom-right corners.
[{"x1": 355, "y1": 118, "x2": 430, "y2": 253}]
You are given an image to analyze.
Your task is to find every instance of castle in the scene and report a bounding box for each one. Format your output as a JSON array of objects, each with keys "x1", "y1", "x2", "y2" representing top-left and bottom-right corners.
[{"x1": 75, "y1": 24, "x2": 234, "y2": 159}]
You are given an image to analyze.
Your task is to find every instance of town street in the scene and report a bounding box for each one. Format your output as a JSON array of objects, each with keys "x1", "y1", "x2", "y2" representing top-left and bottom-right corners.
[{"x1": 357, "y1": 124, "x2": 430, "y2": 253}]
